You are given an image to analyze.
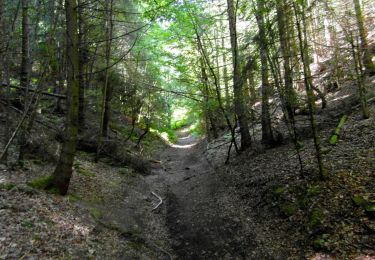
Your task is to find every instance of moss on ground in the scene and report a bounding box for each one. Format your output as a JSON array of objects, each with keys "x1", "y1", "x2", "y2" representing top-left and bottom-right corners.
[
  {"x1": 89, "y1": 207, "x2": 103, "y2": 219},
  {"x1": 0, "y1": 183, "x2": 16, "y2": 190},
  {"x1": 309, "y1": 207, "x2": 326, "y2": 228},
  {"x1": 76, "y1": 166, "x2": 95, "y2": 177},
  {"x1": 27, "y1": 175, "x2": 54, "y2": 190}
]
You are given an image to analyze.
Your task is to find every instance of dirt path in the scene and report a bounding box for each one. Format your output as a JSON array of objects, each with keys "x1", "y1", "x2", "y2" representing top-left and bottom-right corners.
[{"x1": 158, "y1": 129, "x2": 257, "y2": 259}]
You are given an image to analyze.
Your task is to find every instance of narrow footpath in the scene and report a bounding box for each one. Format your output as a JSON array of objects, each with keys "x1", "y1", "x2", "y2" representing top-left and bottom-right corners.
[{"x1": 159, "y1": 129, "x2": 257, "y2": 259}]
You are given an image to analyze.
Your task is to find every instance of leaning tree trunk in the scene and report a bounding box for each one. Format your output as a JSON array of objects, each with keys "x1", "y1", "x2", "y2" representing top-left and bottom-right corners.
[
  {"x1": 48, "y1": 0, "x2": 80, "y2": 195},
  {"x1": 226, "y1": 0, "x2": 252, "y2": 150}
]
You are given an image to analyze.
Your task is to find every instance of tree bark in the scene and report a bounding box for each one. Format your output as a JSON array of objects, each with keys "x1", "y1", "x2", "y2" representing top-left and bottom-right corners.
[
  {"x1": 226, "y1": 0, "x2": 252, "y2": 150},
  {"x1": 48, "y1": 0, "x2": 80, "y2": 195},
  {"x1": 276, "y1": 0, "x2": 296, "y2": 120},
  {"x1": 18, "y1": 0, "x2": 30, "y2": 162},
  {"x1": 255, "y1": 0, "x2": 275, "y2": 146},
  {"x1": 294, "y1": 2, "x2": 326, "y2": 179},
  {"x1": 353, "y1": 0, "x2": 375, "y2": 75},
  {"x1": 201, "y1": 58, "x2": 218, "y2": 139},
  {"x1": 78, "y1": 0, "x2": 86, "y2": 132},
  {"x1": 100, "y1": 0, "x2": 114, "y2": 138}
]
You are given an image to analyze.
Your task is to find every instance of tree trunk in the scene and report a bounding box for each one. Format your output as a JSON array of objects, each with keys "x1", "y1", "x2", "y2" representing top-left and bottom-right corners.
[
  {"x1": 221, "y1": 28, "x2": 230, "y2": 111},
  {"x1": 353, "y1": 0, "x2": 375, "y2": 75},
  {"x1": 78, "y1": 0, "x2": 86, "y2": 132},
  {"x1": 0, "y1": 0, "x2": 3, "y2": 84},
  {"x1": 48, "y1": 0, "x2": 80, "y2": 195},
  {"x1": 294, "y1": 2, "x2": 326, "y2": 179},
  {"x1": 18, "y1": 0, "x2": 30, "y2": 162},
  {"x1": 226, "y1": 0, "x2": 252, "y2": 150},
  {"x1": 276, "y1": 0, "x2": 296, "y2": 120},
  {"x1": 194, "y1": 27, "x2": 239, "y2": 154},
  {"x1": 349, "y1": 32, "x2": 370, "y2": 119},
  {"x1": 255, "y1": 0, "x2": 275, "y2": 146},
  {"x1": 100, "y1": 0, "x2": 114, "y2": 138},
  {"x1": 201, "y1": 58, "x2": 218, "y2": 139}
]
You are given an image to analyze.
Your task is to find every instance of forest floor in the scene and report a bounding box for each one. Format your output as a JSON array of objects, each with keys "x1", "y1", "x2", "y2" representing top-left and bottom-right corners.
[{"x1": 1, "y1": 81, "x2": 375, "y2": 259}]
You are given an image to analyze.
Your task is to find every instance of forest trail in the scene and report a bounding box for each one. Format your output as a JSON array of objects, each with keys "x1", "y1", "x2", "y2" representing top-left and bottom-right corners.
[{"x1": 159, "y1": 129, "x2": 257, "y2": 259}]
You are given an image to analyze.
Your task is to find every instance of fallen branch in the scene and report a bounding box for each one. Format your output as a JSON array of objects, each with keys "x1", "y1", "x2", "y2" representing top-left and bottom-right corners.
[
  {"x1": 329, "y1": 114, "x2": 347, "y2": 145},
  {"x1": 149, "y1": 159, "x2": 162, "y2": 164},
  {"x1": 148, "y1": 242, "x2": 173, "y2": 260},
  {"x1": 0, "y1": 90, "x2": 41, "y2": 161},
  {"x1": 1, "y1": 83, "x2": 67, "y2": 99},
  {"x1": 151, "y1": 191, "x2": 163, "y2": 211},
  {"x1": 0, "y1": 100, "x2": 60, "y2": 132}
]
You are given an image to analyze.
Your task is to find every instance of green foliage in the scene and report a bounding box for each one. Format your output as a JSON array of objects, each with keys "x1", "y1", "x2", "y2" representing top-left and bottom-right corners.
[
  {"x1": 89, "y1": 207, "x2": 103, "y2": 219},
  {"x1": 312, "y1": 234, "x2": 330, "y2": 250},
  {"x1": 27, "y1": 175, "x2": 54, "y2": 190},
  {"x1": 352, "y1": 195, "x2": 375, "y2": 216},
  {"x1": 68, "y1": 193, "x2": 81, "y2": 203},
  {"x1": 75, "y1": 166, "x2": 95, "y2": 178},
  {"x1": 306, "y1": 185, "x2": 322, "y2": 197},
  {"x1": 0, "y1": 183, "x2": 16, "y2": 190},
  {"x1": 162, "y1": 128, "x2": 178, "y2": 143},
  {"x1": 281, "y1": 203, "x2": 298, "y2": 216},
  {"x1": 21, "y1": 220, "x2": 34, "y2": 229},
  {"x1": 309, "y1": 207, "x2": 326, "y2": 228},
  {"x1": 274, "y1": 186, "x2": 286, "y2": 198}
]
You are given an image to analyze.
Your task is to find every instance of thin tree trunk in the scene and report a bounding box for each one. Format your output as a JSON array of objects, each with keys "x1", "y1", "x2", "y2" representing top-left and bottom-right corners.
[
  {"x1": 96, "y1": 0, "x2": 114, "y2": 162},
  {"x1": 48, "y1": 0, "x2": 80, "y2": 195},
  {"x1": 0, "y1": 0, "x2": 4, "y2": 84},
  {"x1": 221, "y1": 29, "x2": 230, "y2": 111},
  {"x1": 18, "y1": 0, "x2": 30, "y2": 162},
  {"x1": 349, "y1": 32, "x2": 370, "y2": 119},
  {"x1": 276, "y1": 0, "x2": 296, "y2": 120},
  {"x1": 294, "y1": 2, "x2": 326, "y2": 179},
  {"x1": 101, "y1": 0, "x2": 114, "y2": 138},
  {"x1": 194, "y1": 27, "x2": 239, "y2": 154},
  {"x1": 255, "y1": 0, "x2": 275, "y2": 146},
  {"x1": 226, "y1": 0, "x2": 252, "y2": 150},
  {"x1": 201, "y1": 58, "x2": 218, "y2": 139},
  {"x1": 78, "y1": 0, "x2": 86, "y2": 132}
]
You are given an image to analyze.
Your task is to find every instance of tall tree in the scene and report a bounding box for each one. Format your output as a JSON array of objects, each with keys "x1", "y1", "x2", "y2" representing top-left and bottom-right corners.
[
  {"x1": 18, "y1": 0, "x2": 30, "y2": 162},
  {"x1": 78, "y1": 0, "x2": 86, "y2": 132},
  {"x1": 275, "y1": 0, "x2": 296, "y2": 120},
  {"x1": 226, "y1": 0, "x2": 252, "y2": 149},
  {"x1": 100, "y1": 0, "x2": 114, "y2": 138},
  {"x1": 48, "y1": 0, "x2": 80, "y2": 195},
  {"x1": 294, "y1": 2, "x2": 326, "y2": 179},
  {"x1": 255, "y1": 0, "x2": 275, "y2": 146},
  {"x1": 352, "y1": 0, "x2": 375, "y2": 75}
]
